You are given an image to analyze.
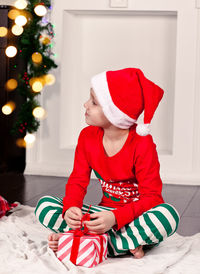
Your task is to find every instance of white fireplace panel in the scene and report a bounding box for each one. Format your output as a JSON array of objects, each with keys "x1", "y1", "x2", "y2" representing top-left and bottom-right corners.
[{"x1": 60, "y1": 10, "x2": 177, "y2": 156}]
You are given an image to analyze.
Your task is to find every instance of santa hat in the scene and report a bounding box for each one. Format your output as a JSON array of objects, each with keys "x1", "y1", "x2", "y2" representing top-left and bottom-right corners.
[{"x1": 90, "y1": 68, "x2": 164, "y2": 136}]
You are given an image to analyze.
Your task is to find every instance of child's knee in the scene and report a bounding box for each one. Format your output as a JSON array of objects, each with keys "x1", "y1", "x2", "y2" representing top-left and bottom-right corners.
[
  {"x1": 153, "y1": 203, "x2": 180, "y2": 235},
  {"x1": 34, "y1": 195, "x2": 55, "y2": 218}
]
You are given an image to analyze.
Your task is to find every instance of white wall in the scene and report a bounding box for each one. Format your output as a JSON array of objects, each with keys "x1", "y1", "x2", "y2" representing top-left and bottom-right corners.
[{"x1": 1, "y1": 0, "x2": 200, "y2": 185}]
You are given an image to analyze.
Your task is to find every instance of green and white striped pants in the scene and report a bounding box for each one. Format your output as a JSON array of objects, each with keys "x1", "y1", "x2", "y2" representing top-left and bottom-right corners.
[{"x1": 35, "y1": 196, "x2": 180, "y2": 257}]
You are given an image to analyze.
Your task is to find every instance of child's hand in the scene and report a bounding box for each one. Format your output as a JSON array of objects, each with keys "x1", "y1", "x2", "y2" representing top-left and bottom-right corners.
[
  {"x1": 83, "y1": 211, "x2": 116, "y2": 234},
  {"x1": 64, "y1": 206, "x2": 83, "y2": 230}
]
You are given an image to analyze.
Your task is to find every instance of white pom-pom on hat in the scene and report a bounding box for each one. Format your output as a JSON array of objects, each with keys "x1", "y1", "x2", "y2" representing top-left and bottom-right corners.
[{"x1": 136, "y1": 123, "x2": 150, "y2": 136}]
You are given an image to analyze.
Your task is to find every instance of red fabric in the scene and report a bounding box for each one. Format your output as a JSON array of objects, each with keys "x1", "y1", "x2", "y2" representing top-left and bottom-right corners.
[
  {"x1": 0, "y1": 196, "x2": 18, "y2": 218},
  {"x1": 62, "y1": 124, "x2": 164, "y2": 230},
  {"x1": 106, "y1": 68, "x2": 164, "y2": 123}
]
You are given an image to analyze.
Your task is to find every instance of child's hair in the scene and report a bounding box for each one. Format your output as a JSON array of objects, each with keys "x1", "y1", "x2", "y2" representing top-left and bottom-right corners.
[{"x1": 90, "y1": 68, "x2": 164, "y2": 136}]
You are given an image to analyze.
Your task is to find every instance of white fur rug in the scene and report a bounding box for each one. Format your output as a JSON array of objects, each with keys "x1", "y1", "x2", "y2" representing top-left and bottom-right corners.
[{"x1": 0, "y1": 204, "x2": 200, "y2": 274}]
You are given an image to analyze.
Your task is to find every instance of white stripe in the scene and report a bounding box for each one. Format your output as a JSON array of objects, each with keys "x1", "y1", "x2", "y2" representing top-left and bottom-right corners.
[
  {"x1": 57, "y1": 238, "x2": 73, "y2": 258},
  {"x1": 43, "y1": 209, "x2": 57, "y2": 228},
  {"x1": 148, "y1": 206, "x2": 177, "y2": 234},
  {"x1": 147, "y1": 212, "x2": 167, "y2": 240},
  {"x1": 138, "y1": 214, "x2": 158, "y2": 243},
  {"x1": 110, "y1": 229, "x2": 125, "y2": 252},
  {"x1": 107, "y1": 234, "x2": 119, "y2": 256},
  {"x1": 128, "y1": 220, "x2": 144, "y2": 245},
  {"x1": 35, "y1": 200, "x2": 62, "y2": 218},
  {"x1": 119, "y1": 226, "x2": 137, "y2": 250},
  {"x1": 80, "y1": 249, "x2": 97, "y2": 267},
  {"x1": 76, "y1": 242, "x2": 94, "y2": 264}
]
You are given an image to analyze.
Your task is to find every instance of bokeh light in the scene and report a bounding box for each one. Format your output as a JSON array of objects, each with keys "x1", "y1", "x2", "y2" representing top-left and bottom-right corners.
[
  {"x1": 5, "y1": 79, "x2": 18, "y2": 91},
  {"x1": 2, "y1": 101, "x2": 16, "y2": 115},
  {"x1": 32, "y1": 52, "x2": 43, "y2": 64},
  {"x1": 44, "y1": 74, "x2": 56, "y2": 85},
  {"x1": 0, "y1": 27, "x2": 8, "y2": 37},
  {"x1": 8, "y1": 9, "x2": 21, "y2": 20},
  {"x1": 32, "y1": 107, "x2": 46, "y2": 119},
  {"x1": 5, "y1": 46, "x2": 17, "y2": 58},
  {"x1": 16, "y1": 138, "x2": 26, "y2": 148},
  {"x1": 34, "y1": 4, "x2": 47, "y2": 17},
  {"x1": 15, "y1": 15, "x2": 27, "y2": 26},
  {"x1": 32, "y1": 80, "x2": 43, "y2": 92},
  {"x1": 14, "y1": 0, "x2": 28, "y2": 10},
  {"x1": 24, "y1": 133, "x2": 36, "y2": 147},
  {"x1": 11, "y1": 24, "x2": 24, "y2": 36}
]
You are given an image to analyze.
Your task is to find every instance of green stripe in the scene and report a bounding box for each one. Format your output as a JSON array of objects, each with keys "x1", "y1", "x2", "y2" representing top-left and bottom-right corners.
[
  {"x1": 58, "y1": 219, "x2": 68, "y2": 232},
  {"x1": 35, "y1": 196, "x2": 62, "y2": 213},
  {"x1": 93, "y1": 169, "x2": 104, "y2": 180},
  {"x1": 155, "y1": 204, "x2": 180, "y2": 234},
  {"x1": 125, "y1": 224, "x2": 139, "y2": 248},
  {"x1": 48, "y1": 211, "x2": 61, "y2": 229},
  {"x1": 107, "y1": 229, "x2": 128, "y2": 254},
  {"x1": 143, "y1": 213, "x2": 163, "y2": 242},
  {"x1": 115, "y1": 229, "x2": 129, "y2": 250},
  {"x1": 148, "y1": 210, "x2": 172, "y2": 236},
  {"x1": 134, "y1": 217, "x2": 153, "y2": 245}
]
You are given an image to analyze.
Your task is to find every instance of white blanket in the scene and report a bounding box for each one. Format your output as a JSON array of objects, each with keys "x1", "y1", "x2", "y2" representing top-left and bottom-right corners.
[{"x1": 0, "y1": 204, "x2": 200, "y2": 274}]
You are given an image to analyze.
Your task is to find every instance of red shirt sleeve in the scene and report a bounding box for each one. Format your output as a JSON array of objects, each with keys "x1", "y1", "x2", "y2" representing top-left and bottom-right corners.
[
  {"x1": 111, "y1": 135, "x2": 165, "y2": 230},
  {"x1": 62, "y1": 129, "x2": 92, "y2": 217}
]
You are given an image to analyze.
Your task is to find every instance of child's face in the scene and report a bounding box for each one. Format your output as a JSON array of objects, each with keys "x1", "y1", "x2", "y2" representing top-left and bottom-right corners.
[{"x1": 84, "y1": 88, "x2": 111, "y2": 128}]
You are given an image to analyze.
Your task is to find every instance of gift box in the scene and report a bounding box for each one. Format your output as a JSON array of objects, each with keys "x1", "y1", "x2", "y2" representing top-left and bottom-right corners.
[{"x1": 57, "y1": 206, "x2": 108, "y2": 268}]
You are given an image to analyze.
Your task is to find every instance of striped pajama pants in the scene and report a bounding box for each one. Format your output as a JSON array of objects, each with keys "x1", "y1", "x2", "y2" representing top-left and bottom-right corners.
[{"x1": 35, "y1": 196, "x2": 180, "y2": 257}]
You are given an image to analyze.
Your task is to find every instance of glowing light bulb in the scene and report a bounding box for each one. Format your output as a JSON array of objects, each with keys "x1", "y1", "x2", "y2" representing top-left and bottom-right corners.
[
  {"x1": 14, "y1": 0, "x2": 28, "y2": 10},
  {"x1": 34, "y1": 5, "x2": 47, "y2": 17},
  {"x1": 24, "y1": 133, "x2": 36, "y2": 146},
  {"x1": 2, "y1": 101, "x2": 16, "y2": 115},
  {"x1": 5, "y1": 46, "x2": 17, "y2": 58},
  {"x1": 0, "y1": 27, "x2": 8, "y2": 37},
  {"x1": 12, "y1": 24, "x2": 23, "y2": 36},
  {"x1": 32, "y1": 107, "x2": 46, "y2": 119},
  {"x1": 16, "y1": 138, "x2": 26, "y2": 148},
  {"x1": 15, "y1": 15, "x2": 27, "y2": 26},
  {"x1": 5, "y1": 79, "x2": 18, "y2": 91},
  {"x1": 32, "y1": 52, "x2": 43, "y2": 64},
  {"x1": 32, "y1": 80, "x2": 43, "y2": 92},
  {"x1": 8, "y1": 9, "x2": 21, "y2": 20},
  {"x1": 44, "y1": 74, "x2": 56, "y2": 85}
]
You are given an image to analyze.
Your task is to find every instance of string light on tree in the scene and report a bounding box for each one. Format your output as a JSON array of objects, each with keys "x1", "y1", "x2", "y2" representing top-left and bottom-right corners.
[
  {"x1": 11, "y1": 24, "x2": 24, "y2": 36},
  {"x1": 44, "y1": 74, "x2": 55, "y2": 85},
  {"x1": 32, "y1": 52, "x2": 43, "y2": 64},
  {"x1": 32, "y1": 107, "x2": 47, "y2": 120},
  {"x1": 8, "y1": 9, "x2": 21, "y2": 20},
  {"x1": 0, "y1": 27, "x2": 8, "y2": 37},
  {"x1": 24, "y1": 133, "x2": 36, "y2": 148},
  {"x1": 15, "y1": 15, "x2": 27, "y2": 26},
  {"x1": 5, "y1": 46, "x2": 17, "y2": 58},
  {"x1": 5, "y1": 79, "x2": 18, "y2": 91},
  {"x1": 5, "y1": 0, "x2": 58, "y2": 142},
  {"x1": 14, "y1": 0, "x2": 28, "y2": 10},
  {"x1": 16, "y1": 138, "x2": 26, "y2": 148},
  {"x1": 34, "y1": 4, "x2": 47, "y2": 17},
  {"x1": 2, "y1": 101, "x2": 16, "y2": 115}
]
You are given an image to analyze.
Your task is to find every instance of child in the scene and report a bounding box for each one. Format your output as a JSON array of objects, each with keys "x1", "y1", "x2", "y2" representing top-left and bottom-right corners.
[{"x1": 35, "y1": 68, "x2": 180, "y2": 259}]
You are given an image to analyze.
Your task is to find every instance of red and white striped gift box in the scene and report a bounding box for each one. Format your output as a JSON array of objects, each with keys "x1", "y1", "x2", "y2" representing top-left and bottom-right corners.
[{"x1": 57, "y1": 231, "x2": 108, "y2": 268}]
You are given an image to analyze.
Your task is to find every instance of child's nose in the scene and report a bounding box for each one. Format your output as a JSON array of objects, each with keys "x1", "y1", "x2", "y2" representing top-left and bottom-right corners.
[{"x1": 84, "y1": 99, "x2": 89, "y2": 109}]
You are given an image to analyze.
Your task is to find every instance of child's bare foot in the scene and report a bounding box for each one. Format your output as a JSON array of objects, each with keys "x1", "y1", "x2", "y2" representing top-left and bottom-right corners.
[
  {"x1": 48, "y1": 233, "x2": 60, "y2": 252},
  {"x1": 130, "y1": 245, "x2": 144, "y2": 259}
]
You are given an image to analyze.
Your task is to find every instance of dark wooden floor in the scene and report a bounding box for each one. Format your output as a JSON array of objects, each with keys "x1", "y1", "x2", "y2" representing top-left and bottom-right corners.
[{"x1": 0, "y1": 172, "x2": 200, "y2": 236}]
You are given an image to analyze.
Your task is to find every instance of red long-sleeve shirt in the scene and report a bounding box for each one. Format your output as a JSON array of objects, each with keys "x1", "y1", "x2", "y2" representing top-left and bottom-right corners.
[{"x1": 62, "y1": 124, "x2": 164, "y2": 231}]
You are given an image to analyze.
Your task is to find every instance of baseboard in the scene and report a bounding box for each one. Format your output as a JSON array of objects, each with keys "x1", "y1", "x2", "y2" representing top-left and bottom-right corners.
[{"x1": 24, "y1": 162, "x2": 200, "y2": 186}]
